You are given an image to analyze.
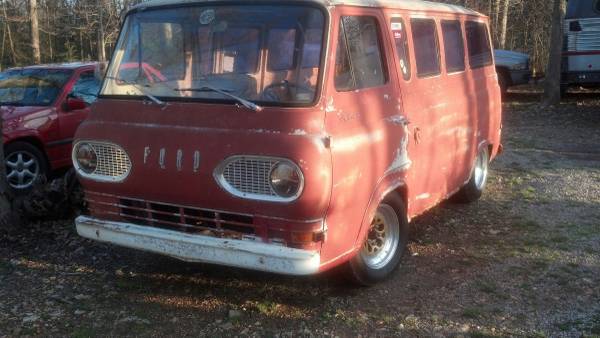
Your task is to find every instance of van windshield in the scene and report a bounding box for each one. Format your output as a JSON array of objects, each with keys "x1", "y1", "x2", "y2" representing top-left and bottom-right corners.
[{"x1": 102, "y1": 5, "x2": 326, "y2": 106}]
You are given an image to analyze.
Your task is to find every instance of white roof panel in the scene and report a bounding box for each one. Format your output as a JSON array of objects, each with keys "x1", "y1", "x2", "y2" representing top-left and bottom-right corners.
[{"x1": 127, "y1": 0, "x2": 482, "y2": 16}]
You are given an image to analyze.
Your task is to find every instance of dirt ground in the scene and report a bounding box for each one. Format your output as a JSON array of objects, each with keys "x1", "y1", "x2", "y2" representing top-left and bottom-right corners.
[{"x1": 1, "y1": 88, "x2": 599, "y2": 337}]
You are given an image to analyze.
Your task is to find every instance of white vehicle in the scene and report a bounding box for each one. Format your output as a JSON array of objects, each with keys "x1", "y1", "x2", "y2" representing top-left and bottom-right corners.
[
  {"x1": 562, "y1": 0, "x2": 600, "y2": 92},
  {"x1": 494, "y1": 49, "x2": 531, "y2": 95}
]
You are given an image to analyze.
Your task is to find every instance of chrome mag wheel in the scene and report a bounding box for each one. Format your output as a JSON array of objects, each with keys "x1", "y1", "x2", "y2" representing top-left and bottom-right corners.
[{"x1": 361, "y1": 204, "x2": 401, "y2": 270}]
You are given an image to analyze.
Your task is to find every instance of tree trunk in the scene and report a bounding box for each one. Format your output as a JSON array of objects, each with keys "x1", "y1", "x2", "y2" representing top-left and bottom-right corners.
[
  {"x1": 499, "y1": 0, "x2": 510, "y2": 49},
  {"x1": 97, "y1": 0, "x2": 106, "y2": 62},
  {"x1": 542, "y1": 0, "x2": 566, "y2": 106},
  {"x1": 2, "y1": 1, "x2": 17, "y2": 65},
  {"x1": 29, "y1": 0, "x2": 41, "y2": 64}
]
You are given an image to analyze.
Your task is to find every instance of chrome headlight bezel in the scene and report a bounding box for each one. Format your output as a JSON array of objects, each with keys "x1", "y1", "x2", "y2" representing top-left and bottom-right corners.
[
  {"x1": 214, "y1": 155, "x2": 304, "y2": 203},
  {"x1": 72, "y1": 140, "x2": 131, "y2": 183}
]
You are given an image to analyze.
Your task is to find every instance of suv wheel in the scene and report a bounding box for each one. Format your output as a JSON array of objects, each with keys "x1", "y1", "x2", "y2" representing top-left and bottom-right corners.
[{"x1": 4, "y1": 142, "x2": 48, "y2": 191}]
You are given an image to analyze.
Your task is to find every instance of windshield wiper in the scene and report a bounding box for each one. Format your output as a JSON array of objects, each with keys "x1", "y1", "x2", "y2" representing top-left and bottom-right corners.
[
  {"x1": 105, "y1": 76, "x2": 167, "y2": 108},
  {"x1": 176, "y1": 86, "x2": 263, "y2": 112}
]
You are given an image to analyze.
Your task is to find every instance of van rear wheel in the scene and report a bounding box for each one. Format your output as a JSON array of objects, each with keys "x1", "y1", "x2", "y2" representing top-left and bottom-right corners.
[
  {"x1": 347, "y1": 193, "x2": 408, "y2": 286},
  {"x1": 454, "y1": 147, "x2": 489, "y2": 203}
]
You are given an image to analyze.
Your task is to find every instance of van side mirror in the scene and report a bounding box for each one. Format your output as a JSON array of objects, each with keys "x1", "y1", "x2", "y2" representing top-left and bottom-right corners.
[{"x1": 65, "y1": 97, "x2": 87, "y2": 111}]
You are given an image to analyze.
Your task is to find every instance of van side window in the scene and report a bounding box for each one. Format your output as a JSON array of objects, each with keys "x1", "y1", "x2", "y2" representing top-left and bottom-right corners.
[
  {"x1": 465, "y1": 21, "x2": 493, "y2": 69},
  {"x1": 411, "y1": 19, "x2": 440, "y2": 77},
  {"x1": 334, "y1": 16, "x2": 387, "y2": 91},
  {"x1": 390, "y1": 17, "x2": 411, "y2": 81},
  {"x1": 441, "y1": 20, "x2": 465, "y2": 73}
]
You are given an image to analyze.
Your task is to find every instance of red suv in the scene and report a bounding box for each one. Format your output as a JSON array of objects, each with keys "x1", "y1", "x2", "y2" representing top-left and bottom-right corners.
[{"x1": 0, "y1": 62, "x2": 100, "y2": 190}]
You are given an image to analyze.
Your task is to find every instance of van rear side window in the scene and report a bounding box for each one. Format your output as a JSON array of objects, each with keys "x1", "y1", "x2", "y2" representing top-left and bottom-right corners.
[
  {"x1": 390, "y1": 17, "x2": 411, "y2": 81},
  {"x1": 441, "y1": 20, "x2": 465, "y2": 73},
  {"x1": 335, "y1": 16, "x2": 387, "y2": 91},
  {"x1": 465, "y1": 21, "x2": 492, "y2": 69},
  {"x1": 411, "y1": 19, "x2": 440, "y2": 78}
]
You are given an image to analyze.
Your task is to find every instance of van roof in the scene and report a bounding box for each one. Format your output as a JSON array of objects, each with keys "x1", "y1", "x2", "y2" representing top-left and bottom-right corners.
[{"x1": 127, "y1": 0, "x2": 482, "y2": 17}]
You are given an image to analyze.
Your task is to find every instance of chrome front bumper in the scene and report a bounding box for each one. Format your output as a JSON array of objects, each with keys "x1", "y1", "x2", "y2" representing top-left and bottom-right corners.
[{"x1": 75, "y1": 216, "x2": 320, "y2": 275}]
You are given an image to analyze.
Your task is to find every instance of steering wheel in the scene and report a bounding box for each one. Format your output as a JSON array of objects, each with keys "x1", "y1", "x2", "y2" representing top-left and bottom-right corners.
[{"x1": 261, "y1": 81, "x2": 313, "y2": 102}]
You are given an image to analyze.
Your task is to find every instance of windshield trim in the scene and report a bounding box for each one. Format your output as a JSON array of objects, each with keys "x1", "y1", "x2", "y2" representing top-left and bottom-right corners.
[{"x1": 102, "y1": 0, "x2": 330, "y2": 108}]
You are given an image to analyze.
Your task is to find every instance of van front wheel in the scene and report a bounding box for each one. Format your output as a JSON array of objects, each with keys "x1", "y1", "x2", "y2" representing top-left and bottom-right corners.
[
  {"x1": 347, "y1": 193, "x2": 408, "y2": 286},
  {"x1": 454, "y1": 147, "x2": 489, "y2": 203}
]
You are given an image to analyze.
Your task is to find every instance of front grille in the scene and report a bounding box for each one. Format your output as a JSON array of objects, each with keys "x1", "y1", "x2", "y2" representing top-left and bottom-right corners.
[
  {"x1": 119, "y1": 197, "x2": 256, "y2": 240},
  {"x1": 84, "y1": 191, "x2": 324, "y2": 250},
  {"x1": 221, "y1": 157, "x2": 278, "y2": 197},
  {"x1": 91, "y1": 143, "x2": 131, "y2": 178}
]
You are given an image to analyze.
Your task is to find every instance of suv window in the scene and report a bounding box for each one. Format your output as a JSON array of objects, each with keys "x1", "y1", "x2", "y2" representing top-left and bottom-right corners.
[
  {"x1": 465, "y1": 21, "x2": 493, "y2": 69},
  {"x1": 441, "y1": 20, "x2": 465, "y2": 73},
  {"x1": 596, "y1": 0, "x2": 600, "y2": 12},
  {"x1": 411, "y1": 19, "x2": 440, "y2": 77},
  {"x1": 70, "y1": 71, "x2": 100, "y2": 104},
  {"x1": 390, "y1": 17, "x2": 411, "y2": 81},
  {"x1": 335, "y1": 16, "x2": 386, "y2": 91}
]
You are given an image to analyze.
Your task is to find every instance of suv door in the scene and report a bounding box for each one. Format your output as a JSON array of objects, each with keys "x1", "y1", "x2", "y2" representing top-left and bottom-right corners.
[{"x1": 56, "y1": 69, "x2": 100, "y2": 165}]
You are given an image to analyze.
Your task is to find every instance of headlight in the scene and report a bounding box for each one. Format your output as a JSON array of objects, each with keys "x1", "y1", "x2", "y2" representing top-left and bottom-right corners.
[
  {"x1": 269, "y1": 162, "x2": 303, "y2": 198},
  {"x1": 75, "y1": 143, "x2": 97, "y2": 174}
]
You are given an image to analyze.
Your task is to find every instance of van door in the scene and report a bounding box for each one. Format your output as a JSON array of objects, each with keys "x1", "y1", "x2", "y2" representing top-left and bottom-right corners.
[
  {"x1": 393, "y1": 16, "x2": 451, "y2": 215},
  {"x1": 322, "y1": 9, "x2": 404, "y2": 262}
]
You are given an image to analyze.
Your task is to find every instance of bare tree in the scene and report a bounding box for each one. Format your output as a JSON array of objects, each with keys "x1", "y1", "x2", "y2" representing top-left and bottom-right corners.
[
  {"x1": 499, "y1": 0, "x2": 510, "y2": 49},
  {"x1": 97, "y1": 0, "x2": 106, "y2": 62},
  {"x1": 29, "y1": 0, "x2": 40, "y2": 63},
  {"x1": 542, "y1": 0, "x2": 567, "y2": 106}
]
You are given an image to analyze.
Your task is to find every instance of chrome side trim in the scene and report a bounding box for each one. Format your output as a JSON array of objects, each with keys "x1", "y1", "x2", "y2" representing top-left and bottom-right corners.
[
  {"x1": 213, "y1": 155, "x2": 304, "y2": 203},
  {"x1": 76, "y1": 216, "x2": 320, "y2": 275}
]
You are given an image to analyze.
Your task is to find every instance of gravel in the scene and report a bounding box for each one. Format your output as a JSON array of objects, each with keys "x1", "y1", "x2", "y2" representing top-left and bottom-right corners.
[{"x1": 0, "y1": 88, "x2": 598, "y2": 337}]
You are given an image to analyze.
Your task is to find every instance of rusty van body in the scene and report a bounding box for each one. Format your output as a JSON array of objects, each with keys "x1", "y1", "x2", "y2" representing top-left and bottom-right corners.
[{"x1": 73, "y1": 0, "x2": 501, "y2": 284}]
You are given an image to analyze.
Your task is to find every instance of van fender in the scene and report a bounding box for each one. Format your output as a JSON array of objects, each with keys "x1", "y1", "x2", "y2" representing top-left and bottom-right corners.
[{"x1": 352, "y1": 172, "x2": 409, "y2": 251}]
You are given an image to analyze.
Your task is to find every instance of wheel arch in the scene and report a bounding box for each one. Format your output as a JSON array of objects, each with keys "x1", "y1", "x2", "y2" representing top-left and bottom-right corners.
[
  {"x1": 4, "y1": 136, "x2": 51, "y2": 168},
  {"x1": 353, "y1": 174, "x2": 409, "y2": 251}
]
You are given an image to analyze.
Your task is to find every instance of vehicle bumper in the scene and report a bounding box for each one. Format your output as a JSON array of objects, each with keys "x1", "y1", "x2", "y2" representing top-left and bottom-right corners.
[
  {"x1": 562, "y1": 71, "x2": 600, "y2": 85},
  {"x1": 75, "y1": 215, "x2": 321, "y2": 275},
  {"x1": 509, "y1": 69, "x2": 531, "y2": 86}
]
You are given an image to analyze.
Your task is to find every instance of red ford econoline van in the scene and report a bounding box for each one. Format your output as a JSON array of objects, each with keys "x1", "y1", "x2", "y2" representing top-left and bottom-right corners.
[{"x1": 73, "y1": 0, "x2": 502, "y2": 285}]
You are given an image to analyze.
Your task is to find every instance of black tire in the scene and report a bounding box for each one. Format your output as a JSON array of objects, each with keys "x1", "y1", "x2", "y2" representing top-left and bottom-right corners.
[
  {"x1": 560, "y1": 84, "x2": 568, "y2": 97},
  {"x1": 346, "y1": 192, "x2": 409, "y2": 286},
  {"x1": 4, "y1": 141, "x2": 49, "y2": 192},
  {"x1": 454, "y1": 147, "x2": 490, "y2": 203}
]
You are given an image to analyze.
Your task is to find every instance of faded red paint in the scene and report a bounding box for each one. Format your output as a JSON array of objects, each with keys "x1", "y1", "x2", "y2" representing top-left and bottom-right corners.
[
  {"x1": 1, "y1": 64, "x2": 96, "y2": 170},
  {"x1": 75, "y1": 1, "x2": 501, "y2": 274}
]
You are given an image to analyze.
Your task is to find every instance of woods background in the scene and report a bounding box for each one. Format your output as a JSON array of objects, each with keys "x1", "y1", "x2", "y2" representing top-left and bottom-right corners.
[{"x1": 0, "y1": 0, "x2": 553, "y2": 74}]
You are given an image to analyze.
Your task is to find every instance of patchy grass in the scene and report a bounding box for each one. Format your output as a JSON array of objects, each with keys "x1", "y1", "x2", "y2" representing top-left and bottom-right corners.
[
  {"x1": 71, "y1": 327, "x2": 99, "y2": 338},
  {"x1": 462, "y1": 307, "x2": 484, "y2": 319}
]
